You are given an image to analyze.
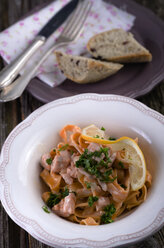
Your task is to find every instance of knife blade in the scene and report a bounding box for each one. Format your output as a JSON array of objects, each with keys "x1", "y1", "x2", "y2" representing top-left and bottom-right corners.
[
  {"x1": 0, "y1": 0, "x2": 79, "y2": 89},
  {"x1": 38, "y1": 0, "x2": 79, "y2": 38}
]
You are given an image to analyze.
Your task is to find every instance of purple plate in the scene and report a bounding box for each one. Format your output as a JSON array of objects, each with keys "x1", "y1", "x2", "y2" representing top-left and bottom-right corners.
[{"x1": 27, "y1": 0, "x2": 164, "y2": 103}]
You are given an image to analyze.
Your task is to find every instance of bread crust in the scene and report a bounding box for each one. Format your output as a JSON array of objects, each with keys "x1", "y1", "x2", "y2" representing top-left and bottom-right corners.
[
  {"x1": 87, "y1": 29, "x2": 152, "y2": 63},
  {"x1": 55, "y1": 51, "x2": 123, "y2": 84}
]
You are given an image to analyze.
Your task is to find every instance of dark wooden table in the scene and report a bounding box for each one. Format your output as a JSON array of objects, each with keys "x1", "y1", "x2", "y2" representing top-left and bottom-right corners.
[{"x1": 0, "y1": 0, "x2": 164, "y2": 247}]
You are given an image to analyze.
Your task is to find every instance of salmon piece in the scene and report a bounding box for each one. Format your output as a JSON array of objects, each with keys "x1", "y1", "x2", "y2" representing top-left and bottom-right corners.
[
  {"x1": 71, "y1": 154, "x2": 80, "y2": 165},
  {"x1": 97, "y1": 179, "x2": 108, "y2": 191},
  {"x1": 91, "y1": 182, "x2": 103, "y2": 196},
  {"x1": 96, "y1": 197, "x2": 110, "y2": 211},
  {"x1": 67, "y1": 154, "x2": 79, "y2": 178},
  {"x1": 78, "y1": 168, "x2": 94, "y2": 180},
  {"x1": 52, "y1": 193, "x2": 76, "y2": 217},
  {"x1": 60, "y1": 170, "x2": 73, "y2": 185},
  {"x1": 87, "y1": 143, "x2": 116, "y2": 165},
  {"x1": 60, "y1": 125, "x2": 81, "y2": 144},
  {"x1": 67, "y1": 164, "x2": 78, "y2": 179},
  {"x1": 41, "y1": 153, "x2": 51, "y2": 171},
  {"x1": 87, "y1": 142, "x2": 101, "y2": 152},
  {"x1": 51, "y1": 150, "x2": 71, "y2": 173},
  {"x1": 87, "y1": 143, "x2": 103, "y2": 163},
  {"x1": 110, "y1": 152, "x2": 117, "y2": 164},
  {"x1": 60, "y1": 154, "x2": 79, "y2": 184}
]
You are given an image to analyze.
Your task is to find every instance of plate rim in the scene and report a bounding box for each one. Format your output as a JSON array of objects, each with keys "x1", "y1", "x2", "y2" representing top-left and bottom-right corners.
[{"x1": 0, "y1": 93, "x2": 164, "y2": 247}]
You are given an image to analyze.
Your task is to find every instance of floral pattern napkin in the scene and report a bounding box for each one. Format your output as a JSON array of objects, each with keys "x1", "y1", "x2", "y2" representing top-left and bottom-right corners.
[{"x1": 0, "y1": 0, "x2": 135, "y2": 87}]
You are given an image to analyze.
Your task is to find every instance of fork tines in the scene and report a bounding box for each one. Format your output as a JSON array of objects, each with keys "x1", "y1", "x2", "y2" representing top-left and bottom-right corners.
[{"x1": 62, "y1": 0, "x2": 92, "y2": 39}]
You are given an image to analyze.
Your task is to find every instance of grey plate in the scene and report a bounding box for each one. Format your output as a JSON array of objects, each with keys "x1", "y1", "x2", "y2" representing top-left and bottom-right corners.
[{"x1": 27, "y1": 0, "x2": 164, "y2": 103}]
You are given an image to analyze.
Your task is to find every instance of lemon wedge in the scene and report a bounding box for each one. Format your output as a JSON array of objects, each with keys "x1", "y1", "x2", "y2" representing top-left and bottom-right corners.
[{"x1": 82, "y1": 125, "x2": 146, "y2": 191}]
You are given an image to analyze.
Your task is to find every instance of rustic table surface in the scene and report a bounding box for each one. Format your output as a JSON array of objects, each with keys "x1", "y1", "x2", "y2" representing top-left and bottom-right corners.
[{"x1": 0, "y1": 0, "x2": 164, "y2": 247}]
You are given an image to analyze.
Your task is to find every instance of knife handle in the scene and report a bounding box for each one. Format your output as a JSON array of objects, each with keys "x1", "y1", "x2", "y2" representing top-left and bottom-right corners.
[{"x1": 0, "y1": 35, "x2": 45, "y2": 89}]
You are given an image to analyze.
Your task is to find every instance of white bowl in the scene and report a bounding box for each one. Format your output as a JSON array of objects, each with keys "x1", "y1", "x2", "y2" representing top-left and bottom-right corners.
[{"x1": 0, "y1": 93, "x2": 164, "y2": 248}]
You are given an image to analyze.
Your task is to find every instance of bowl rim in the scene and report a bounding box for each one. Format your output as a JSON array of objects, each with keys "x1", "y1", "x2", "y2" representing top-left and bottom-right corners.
[{"x1": 0, "y1": 93, "x2": 164, "y2": 248}]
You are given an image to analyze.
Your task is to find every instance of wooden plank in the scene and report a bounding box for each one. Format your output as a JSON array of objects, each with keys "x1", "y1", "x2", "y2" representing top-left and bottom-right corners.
[
  {"x1": 0, "y1": 0, "x2": 164, "y2": 247},
  {"x1": 135, "y1": 0, "x2": 164, "y2": 19}
]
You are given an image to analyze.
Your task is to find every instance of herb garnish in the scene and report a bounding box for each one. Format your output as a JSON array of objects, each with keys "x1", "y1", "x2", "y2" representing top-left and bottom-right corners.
[
  {"x1": 101, "y1": 127, "x2": 106, "y2": 131},
  {"x1": 120, "y1": 184, "x2": 127, "y2": 189},
  {"x1": 108, "y1": 137, "x2": 116, "y2": 141},
  {"x1": 46, "y1": 158, "x2": 53, "y2": 165},
  {"x1": 70, "y1": 150, "x2": 75, "y2": 155},
  {"x1": 42, "y1": 205, "x2": 50, "y2": 213},
  {"x1": 58, "y1": 144, "x2": 69, "y2": 151},
  {"x1": 46, "y1": 193, "x2": 61, "y2": 208},
  {"x1": 53, "y1": 149, "x2": 56, "y2": 152},
  {"x1": 76, "y1": 148, "x2": 116, "y2": 182},
  {"x1": 118, "y1": 161, "x2": 124, "y2": 169},
  {"x1": 94, "y1": 135, "x2": 100, "y2": 138},
  {"x1": 101, "y1": 204, "x2": 116, "y2": 224},
  {"x1": 88, "y1": 196, "x2": 99, "y2": 207},
  {"x1": 85, "y1": 181, "x2": 91, "y2": 189},
  {"x1": 101, "y1": 169, "x2": 115, "y2": 183},
  {"x1": 46, "y1": 187, "x2": 69, "y2": 208},
  {"x1": 61, "y1": 187, "x2": 69, "y2": 198},
  {"x1": 71, "y1": 191, "x2": 77, "y2": 196}
]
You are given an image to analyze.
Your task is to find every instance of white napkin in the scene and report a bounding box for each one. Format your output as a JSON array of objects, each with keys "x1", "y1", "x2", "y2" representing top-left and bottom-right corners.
[{"x1": 0, "y1": 0, "x2": 135, "y2": 87}]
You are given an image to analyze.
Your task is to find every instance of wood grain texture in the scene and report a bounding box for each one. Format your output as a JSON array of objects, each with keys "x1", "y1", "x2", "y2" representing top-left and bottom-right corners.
[{"x1": 0, "y1": 0, "x2": 164, "y2": 247}]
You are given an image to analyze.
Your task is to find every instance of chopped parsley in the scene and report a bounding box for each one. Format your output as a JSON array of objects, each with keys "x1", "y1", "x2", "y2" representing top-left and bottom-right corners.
[
  {"x1": 88, "y1": 196, "x2": 99, "y2": 207},
  {"x1": 108, "y1": 137, "x2": 116, "y2": 141},
  {"x1": 101, "y1": 169, "x2": 116, "y2": 183},
  {"x1": 101, "y1": 127, "x2": 106, "y2": 131},
  {"x1": 46, "y1": 193, "x2": 61, "y2": 208},
  {"x1": 120, "y1": 184, "x2": 127, "y2": 189},
  {"x1": 94, "y1": 135, "x2": 100, "y2": 138},
  {"x1": 46, "y1": 158, "x2": 53, "y2": 165},
  {"x1": 42, "y1": 205, "x2": 50, "y2": 213},
  {"x1": 53, "y1": 149, "x2": 56, "y2": 152},
  {"x1": 58, "y1": 144, "x2": 69, "y2": 151},
  {"x1": 61, "y1": 187, "x2": 69, "y2": 198},
  {"x1": 128, "y1": 155, "x2": 132, "y2": 160},
  {"x1": 118, "y1": 161, "x2": 124, "y2": 169},
  {"x1": 75, "y1": 148, "x2": 117, "y2": 182},
  {"x1": 70, "y1": 191, "x2": 77, "y2": 196},
  {"x1": 101, "y1": 204, "x2": 116, "y2": 224},
  {"x1": 46, "y1": 187, "x2": 69, "y2": 208},
  {"x1": 85, "y1": 181, "x2": 91, "y2": 189}
]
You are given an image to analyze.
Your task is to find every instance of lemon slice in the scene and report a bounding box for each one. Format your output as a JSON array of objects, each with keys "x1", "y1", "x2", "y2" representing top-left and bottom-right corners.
[
  {"x1": 82, "y1": 124, "x2": 106, "y2": 140},
  {"x1": 82, "y1": 125, "x2": 146, "y2": 191}
]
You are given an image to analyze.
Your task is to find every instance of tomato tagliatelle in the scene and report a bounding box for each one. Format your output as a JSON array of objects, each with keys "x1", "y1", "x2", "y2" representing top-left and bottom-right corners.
[{"x1": 40, "y1": 124, "x2": 152, "y2": 225}]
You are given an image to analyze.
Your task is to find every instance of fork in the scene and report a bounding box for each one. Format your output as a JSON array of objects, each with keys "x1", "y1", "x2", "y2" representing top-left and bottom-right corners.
[{"x1": 0, "y1": 0, "x2": 92, "y2": 102}]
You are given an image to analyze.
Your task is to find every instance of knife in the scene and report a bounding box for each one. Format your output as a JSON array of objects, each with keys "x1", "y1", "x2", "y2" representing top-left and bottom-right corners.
[{"x1": 0, "y1": 0, "x2": 79, "y2": 88}]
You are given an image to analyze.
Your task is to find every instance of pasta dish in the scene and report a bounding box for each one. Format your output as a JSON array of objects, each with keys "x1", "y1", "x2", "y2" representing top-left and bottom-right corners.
[{"x1": 40, "y1": 124, "x2": 152, "y2": 225}]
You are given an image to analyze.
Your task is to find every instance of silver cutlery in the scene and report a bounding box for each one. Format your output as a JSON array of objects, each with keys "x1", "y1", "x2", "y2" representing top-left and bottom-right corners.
[
  {"x1": 0, "y1": 0, "x2": 92, "y2": 102},
  {"x1": 0, "y1": 0, "x2": 79, "y2": 89}
]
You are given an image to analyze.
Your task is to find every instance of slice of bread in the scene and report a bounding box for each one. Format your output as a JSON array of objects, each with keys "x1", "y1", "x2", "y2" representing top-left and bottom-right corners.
[
  {"x1": 87, "y1": 29, "x2": 152, "y2": 63},
  {"x1": 55, "y1": 51, "x2": 123, "y2": 84}
]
